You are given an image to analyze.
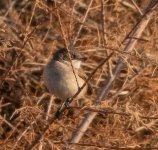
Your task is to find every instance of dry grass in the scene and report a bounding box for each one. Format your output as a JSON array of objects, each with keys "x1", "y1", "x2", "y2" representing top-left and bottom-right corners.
[{"x1": 0, "y1": 0, "x2": 158, "y2": 149}]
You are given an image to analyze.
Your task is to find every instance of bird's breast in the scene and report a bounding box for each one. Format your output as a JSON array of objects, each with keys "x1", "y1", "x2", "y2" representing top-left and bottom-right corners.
[{"x1": 43, "y1": 61, "x2": 87, "y2": 100}]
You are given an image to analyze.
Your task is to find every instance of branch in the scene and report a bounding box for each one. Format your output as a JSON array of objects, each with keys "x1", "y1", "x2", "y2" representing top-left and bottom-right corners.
[{"x1": 69, "y1": 0, "x2": 158, "y2": 144}]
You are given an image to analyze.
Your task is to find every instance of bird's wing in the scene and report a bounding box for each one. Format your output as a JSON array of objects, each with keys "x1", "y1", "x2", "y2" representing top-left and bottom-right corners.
[{"x1": 78, "y1": 69, "x2": 93, "y2": 95}]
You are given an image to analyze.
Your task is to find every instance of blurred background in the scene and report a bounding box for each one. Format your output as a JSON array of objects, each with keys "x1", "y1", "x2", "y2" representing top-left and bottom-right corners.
[{"x1": 0, "y1": 0, "x2": 158, "y2": 149}]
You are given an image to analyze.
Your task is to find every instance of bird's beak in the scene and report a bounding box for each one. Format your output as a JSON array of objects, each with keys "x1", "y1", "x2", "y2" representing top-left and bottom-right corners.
[{"x1": 79, "y1": 57, "x2": 87, "y2": 62}]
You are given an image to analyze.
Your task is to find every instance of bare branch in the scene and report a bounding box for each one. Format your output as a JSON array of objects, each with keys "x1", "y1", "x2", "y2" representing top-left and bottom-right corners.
[{"x1": 70, "y1": 0, "x2": 158, "y2": 144}]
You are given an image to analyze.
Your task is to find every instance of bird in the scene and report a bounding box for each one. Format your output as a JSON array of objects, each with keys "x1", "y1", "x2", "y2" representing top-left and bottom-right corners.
[{"x1": 43, "y1": 48, "x2": 91, "y2": 103}]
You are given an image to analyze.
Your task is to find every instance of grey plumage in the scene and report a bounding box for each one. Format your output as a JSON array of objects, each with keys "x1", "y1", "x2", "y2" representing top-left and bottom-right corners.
[{"x1": 43, "y1": 48, "x2": 88, "y2": 100}]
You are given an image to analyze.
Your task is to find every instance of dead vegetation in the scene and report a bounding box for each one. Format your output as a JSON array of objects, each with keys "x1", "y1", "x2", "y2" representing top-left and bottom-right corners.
[{"x1": 0, "y1": 0, "x2": 158, "y2": 149}]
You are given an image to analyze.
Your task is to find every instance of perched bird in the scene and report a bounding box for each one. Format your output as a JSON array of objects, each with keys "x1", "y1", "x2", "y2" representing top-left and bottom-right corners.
[{"x1": 43, "y1": 48, "x2": 91, "y2": 102}]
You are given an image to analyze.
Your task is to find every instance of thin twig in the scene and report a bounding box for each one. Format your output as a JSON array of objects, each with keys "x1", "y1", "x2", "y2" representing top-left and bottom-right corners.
[
  {"x1": 131, "y1": 0, "x2": 143, "y2": 16},
  {"x1": 39, "y1": 96, "x2": 54, "y2": 149},
  {"x1": 13, "y1": 114, "x2": 42, "y2": 150},
  {"x1": 100, "y1": 0, "x2": 113, "y2": 77},
  {"x1": 68, "y1": 106, "x2": 158, "y2": 120},
  {"x1": 111, "y1": 64, "x2": 150, "y2": 99},
  {"x1": 0, "y1": 115, "x2": 19, "y2": 133},
  {"x1": 73, "y1": 0, "x2": 94, "y2": 45},
  {"x1": 56, "y1": 3, "x2": 80, "y2": 89},
  {"x1": 0, "y1": 28, "x2": 36, "y2": 93}
]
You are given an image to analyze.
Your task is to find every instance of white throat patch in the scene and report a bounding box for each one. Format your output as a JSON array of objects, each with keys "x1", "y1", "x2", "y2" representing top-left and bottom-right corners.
[
  {"x1": 63, "y1": 60, "x2": 81, "y2": 69},
  {"x1": 72, "y1": 60, "x2": 81, "y2": 69}
]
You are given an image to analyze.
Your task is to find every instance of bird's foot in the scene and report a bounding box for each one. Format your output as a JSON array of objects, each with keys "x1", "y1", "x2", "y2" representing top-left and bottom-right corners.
[{"x1": 64, "y1": 97, "x2": 72, "y2": 108}]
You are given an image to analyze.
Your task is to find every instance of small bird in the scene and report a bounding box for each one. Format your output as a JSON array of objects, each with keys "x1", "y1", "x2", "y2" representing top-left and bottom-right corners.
[{"x1": 43, "y1": 48, "x2": 91, "y2": 102}]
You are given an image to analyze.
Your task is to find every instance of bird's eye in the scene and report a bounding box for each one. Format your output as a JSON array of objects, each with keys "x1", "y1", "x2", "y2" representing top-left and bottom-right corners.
[
  {"x1": 73, "y1": 54, "x2": 77, "y2": 59},
  {"x1": 59, "y1": 53, "x2": 64, "y2": 60}
]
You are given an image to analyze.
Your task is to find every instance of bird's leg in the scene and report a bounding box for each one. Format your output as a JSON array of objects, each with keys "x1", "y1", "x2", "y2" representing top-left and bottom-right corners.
[
  {"x1": 64, "y1": 97, "x2": 72, "y2": 108},
  {"x1": 55, "y1": 97, "x2": 72, "y2": 119}
]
